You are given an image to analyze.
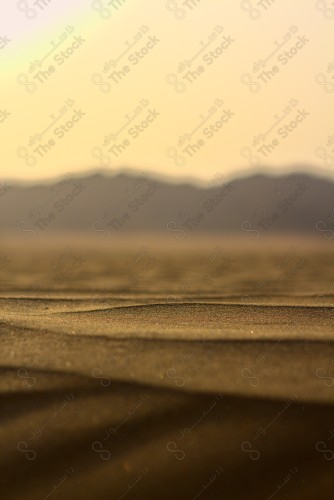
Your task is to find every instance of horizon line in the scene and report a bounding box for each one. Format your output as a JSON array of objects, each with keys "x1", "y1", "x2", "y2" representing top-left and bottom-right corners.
[{"x1": 1, "y1": 163, "x2": 332, "y2": 188}]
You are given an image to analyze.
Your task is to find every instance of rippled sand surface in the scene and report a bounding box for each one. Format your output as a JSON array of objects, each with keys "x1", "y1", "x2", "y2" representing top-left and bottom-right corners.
[{"x1": 1, "y1": 235, "x2": 334, "y2": 499}]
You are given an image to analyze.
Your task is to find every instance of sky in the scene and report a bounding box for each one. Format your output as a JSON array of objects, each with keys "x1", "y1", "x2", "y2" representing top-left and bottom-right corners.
[{"x1": 0, "y1": 0, "x2": 333, "y2": 183}]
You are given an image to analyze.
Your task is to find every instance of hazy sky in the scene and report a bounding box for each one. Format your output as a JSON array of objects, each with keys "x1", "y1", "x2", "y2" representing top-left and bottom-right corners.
[{"x1": 1, "y1": 0, "x2": 333, "y2": 182}]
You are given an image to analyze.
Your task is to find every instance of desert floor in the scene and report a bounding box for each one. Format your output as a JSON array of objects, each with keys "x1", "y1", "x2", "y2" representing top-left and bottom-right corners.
[{"x1": 0, "y1": 235, "x2": 334, "y2": 499}]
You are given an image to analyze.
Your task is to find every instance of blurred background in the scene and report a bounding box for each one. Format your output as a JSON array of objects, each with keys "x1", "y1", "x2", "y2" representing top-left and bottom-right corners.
[{"x1": 1, "y1": 0, "x2": 334, "y2": 307}]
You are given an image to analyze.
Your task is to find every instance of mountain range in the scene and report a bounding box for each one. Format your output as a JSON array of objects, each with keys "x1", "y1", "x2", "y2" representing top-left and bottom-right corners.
[{"x1": 1, "y1": 170, "x2": 332, "y2": 236}]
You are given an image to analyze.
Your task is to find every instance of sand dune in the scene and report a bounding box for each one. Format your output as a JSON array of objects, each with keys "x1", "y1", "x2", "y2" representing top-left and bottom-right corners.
[{"x1": 1, "y1": 238, "x2": 334, "y2": 498}]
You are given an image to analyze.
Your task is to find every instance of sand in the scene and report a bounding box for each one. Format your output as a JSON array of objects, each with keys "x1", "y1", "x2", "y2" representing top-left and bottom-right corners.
[{"x1": 0, "y1": 235, "x2": 334, "y2": 499}]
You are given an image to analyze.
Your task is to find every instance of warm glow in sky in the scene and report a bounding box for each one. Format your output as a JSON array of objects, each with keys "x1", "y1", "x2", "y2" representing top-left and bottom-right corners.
[{"x1": 1, "y1": 0, "x2": 333, "y2": 182}]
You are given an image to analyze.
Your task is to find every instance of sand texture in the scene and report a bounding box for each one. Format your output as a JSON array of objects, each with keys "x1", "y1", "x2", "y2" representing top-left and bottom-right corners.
[{"x1": 1, "y1": 236, "x2": 334, "y2": 499}]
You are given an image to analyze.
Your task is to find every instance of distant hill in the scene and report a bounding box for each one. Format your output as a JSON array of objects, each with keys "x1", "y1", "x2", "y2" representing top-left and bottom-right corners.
[{"x1": 0, "y1": 171, "x2": 333, "y2": 237}]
